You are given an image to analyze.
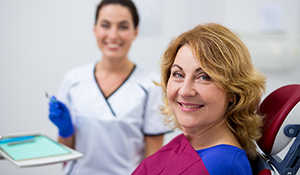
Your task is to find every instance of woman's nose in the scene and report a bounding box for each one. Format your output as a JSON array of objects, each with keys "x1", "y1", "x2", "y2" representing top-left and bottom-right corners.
[
  {"x1": 108, "y1": 27, "x2": 118, "y2": 39},
  {"x1": 178, "y1": 80, "x2": 197, "y2": 97}
]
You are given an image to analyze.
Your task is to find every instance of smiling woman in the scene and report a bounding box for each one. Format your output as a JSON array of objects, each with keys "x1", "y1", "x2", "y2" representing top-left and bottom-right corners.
[
  {"x1": 167, "y1": 45, "x2": 232, "y2": 133},
  {"x1": 133, "y1": 23, "x2": 266, "y2": 175},
  {"x1": 47, "y1": 0, "x2": 171, "y2": 175},
  {"x1": 93, "y1": 3, "x2": 137, "y2": 63}
]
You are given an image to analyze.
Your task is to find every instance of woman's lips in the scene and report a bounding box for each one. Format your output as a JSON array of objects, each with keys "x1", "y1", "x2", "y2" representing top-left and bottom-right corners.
[
  {"x1": 106, "y1": 43, "x2": 120, "y2": 49},
  {"x1": 178, "y1": 102, "x2": 204, "y2": 112}
]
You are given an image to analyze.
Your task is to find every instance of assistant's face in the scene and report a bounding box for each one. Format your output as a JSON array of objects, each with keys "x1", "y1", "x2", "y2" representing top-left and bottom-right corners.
[
  {"x1": 167, "y1": 45, "x2": 231, "y2": 132},
  {"x1": 94, "y1": 4, "x2": 138, "y2": 61}
]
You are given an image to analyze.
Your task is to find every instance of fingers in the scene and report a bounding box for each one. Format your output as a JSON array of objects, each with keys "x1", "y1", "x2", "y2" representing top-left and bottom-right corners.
[
  {"x1": 48, "y1": 97, "x2": 70, "y2": 118},
  {"x1": 48, "y1": 96, "x2": 68, "y2": 113},
  {"x1": 57, "y1": 101, "x2": 69, "y2": 112},
  {"x1": 49, "y1": 102, "x2": 62, "y2": 117},
  {"x1": 49, "y1": 109, "x2": 63, "y2": 118},
  {"x1": 50, "y1": 96, "x2": 58, "y2": 103}
]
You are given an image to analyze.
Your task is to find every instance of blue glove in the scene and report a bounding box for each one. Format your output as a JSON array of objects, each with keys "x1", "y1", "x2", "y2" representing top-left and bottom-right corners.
[{"x1": 48, "y1": 96, "x2": 74, "y2": 138}]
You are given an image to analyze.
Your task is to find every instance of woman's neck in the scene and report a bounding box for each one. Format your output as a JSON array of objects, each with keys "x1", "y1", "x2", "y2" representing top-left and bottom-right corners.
[
  {"x1": 96, "y1": 56, "x2": 134, "y2": 74},
  {"x1": 94, "y1": 56, "x2": 135, "y2": 98},
  {"x1": 183, "y1": 120, "x2": 241, "y2": 150}
]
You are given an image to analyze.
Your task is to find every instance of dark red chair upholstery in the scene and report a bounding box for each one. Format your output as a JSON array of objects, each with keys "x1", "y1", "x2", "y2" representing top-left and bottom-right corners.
[{"x1": 251, "y1": 84, "x2": 300, "y2": 175}]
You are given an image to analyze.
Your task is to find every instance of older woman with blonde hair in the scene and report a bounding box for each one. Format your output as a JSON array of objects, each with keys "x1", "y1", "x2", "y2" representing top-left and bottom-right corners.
[{"x1": 133, "y1": 23, "x2": 266, "y2": 175}]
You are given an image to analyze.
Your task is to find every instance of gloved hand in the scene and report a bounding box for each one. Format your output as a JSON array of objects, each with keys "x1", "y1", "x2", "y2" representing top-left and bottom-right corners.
[{"x1": 48, "y1": 96, "x2": 74, "y2": 138}]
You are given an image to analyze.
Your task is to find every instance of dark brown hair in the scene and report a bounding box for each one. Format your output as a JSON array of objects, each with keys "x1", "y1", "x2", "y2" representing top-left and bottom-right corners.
[{"x1": 95, "y1": 0, "x2": 139, "y2": 29}]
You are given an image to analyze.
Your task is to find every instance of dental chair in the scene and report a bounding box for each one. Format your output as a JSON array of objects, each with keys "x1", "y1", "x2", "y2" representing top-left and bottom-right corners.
[{"x1": 251, "y1": 84, "x2": 300, "y2": 175}]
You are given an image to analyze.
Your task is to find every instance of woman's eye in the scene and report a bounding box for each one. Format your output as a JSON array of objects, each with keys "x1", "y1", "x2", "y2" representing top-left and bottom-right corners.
[
  {"x1": 172, "y1": 72, "x2": 184, "y2": 78},
  {"x1": 198, "y1": 74, "x2": 211, "y2": 81},
  {"x1": 119, "y1": 25, "x2": 129, "y2": 30},
  {"x1": 101, "y1": 24, "x2": 109, "y2": 28}
]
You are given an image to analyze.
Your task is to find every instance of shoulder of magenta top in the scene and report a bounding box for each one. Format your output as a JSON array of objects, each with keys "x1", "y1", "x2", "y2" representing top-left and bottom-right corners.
[{"x1": 132, "y1": 134, "x2": 210, "y2": 175}]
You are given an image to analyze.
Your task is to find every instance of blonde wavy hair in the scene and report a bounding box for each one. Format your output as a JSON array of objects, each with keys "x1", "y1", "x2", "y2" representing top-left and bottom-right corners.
[{"x1": 159, "y1": 23, "x2": 266, "y2": 160}]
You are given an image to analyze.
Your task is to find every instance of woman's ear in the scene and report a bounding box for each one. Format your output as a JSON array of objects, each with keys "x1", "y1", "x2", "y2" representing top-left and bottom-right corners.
[
  {"x1": 228, "y1": 92, "x2": 235, "y2": 103},
  {"x1": 226, "y1": 93, "x2": 235, "y2": 113},
  {"x1": 229, "y1": 95, "x2": 234, "y2": 103},
  {"x1": 134, "y1": 26, "x2": 139, "y2": 38},
  {"x1": 93, "y1": 25, "x2": 96, "y2": 35}
]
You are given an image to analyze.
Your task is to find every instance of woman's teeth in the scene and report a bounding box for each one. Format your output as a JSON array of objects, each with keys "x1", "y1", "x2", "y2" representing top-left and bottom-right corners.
[
  {"x1": 181, "y1": 103, "x2": 202, "y2": 108},
  {"x1": 108, "y1": 43, "x2": 119, "y2": 48}
]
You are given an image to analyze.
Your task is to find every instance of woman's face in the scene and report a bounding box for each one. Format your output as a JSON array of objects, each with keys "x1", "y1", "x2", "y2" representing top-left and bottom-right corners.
[
  {"x1": 167, "y1": 45, "x2": 231, "y2": 132},
  {"x1": 94, "y1": 4, "x2": 138, "y2": 61}
]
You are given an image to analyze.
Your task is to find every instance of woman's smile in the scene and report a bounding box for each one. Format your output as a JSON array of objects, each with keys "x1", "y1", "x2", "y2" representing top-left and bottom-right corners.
[
  {"x1": 178, "y1": 101, "x2": 204, "y2": 112},
  {"x1": 106, "y1": 42, "x2": 121, "y2": 49}
]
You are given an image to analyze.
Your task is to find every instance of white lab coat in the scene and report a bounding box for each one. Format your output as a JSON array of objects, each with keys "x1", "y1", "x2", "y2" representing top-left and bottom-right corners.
[{"x1": 57, "y1": 62, "x2": 171, "y2": 175}]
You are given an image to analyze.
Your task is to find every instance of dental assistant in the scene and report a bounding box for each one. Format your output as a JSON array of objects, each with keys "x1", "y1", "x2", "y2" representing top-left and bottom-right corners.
[{"x1": 48, "y1": 0, "x2": 170, "y2": 174}]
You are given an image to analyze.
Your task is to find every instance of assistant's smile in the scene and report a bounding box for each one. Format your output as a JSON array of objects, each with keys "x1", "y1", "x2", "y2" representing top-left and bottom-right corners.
[{"x1": 106, "y1": 42, "x2": 121, "y2": 49}]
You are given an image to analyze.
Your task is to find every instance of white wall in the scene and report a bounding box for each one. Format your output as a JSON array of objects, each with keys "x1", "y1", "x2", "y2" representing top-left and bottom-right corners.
[{"x1": 0, "y1": 0, "x2": 299, "y2": 174}]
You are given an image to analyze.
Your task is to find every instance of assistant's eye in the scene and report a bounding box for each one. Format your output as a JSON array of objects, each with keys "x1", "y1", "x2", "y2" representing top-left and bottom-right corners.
[
  {"x1": 119, "y1": 25, "x2": 129, "y2": 30},
  {"x1": 100, "y1": 23, "x2": 110, "y2": 28}
]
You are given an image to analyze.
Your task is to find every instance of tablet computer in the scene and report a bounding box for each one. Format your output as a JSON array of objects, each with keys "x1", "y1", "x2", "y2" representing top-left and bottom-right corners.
[{"x1": 0, "y1": 132, "x2": 83, "y2": 168}]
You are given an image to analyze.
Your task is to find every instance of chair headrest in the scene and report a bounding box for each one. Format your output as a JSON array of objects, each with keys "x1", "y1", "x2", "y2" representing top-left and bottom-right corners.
[{"x1": 257, "y1": 84, "x2": 300, "y2": 155}]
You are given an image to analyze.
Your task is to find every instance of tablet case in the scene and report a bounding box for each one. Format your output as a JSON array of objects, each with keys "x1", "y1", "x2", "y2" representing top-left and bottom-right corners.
[{"x1": 0, "y1": 132, "x2": 83, "y2": 168}]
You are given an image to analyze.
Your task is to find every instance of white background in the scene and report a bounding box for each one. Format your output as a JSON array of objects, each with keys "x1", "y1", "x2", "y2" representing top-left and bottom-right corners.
[{"x1": 0, "y1": 0, "x2": 300, "y2": 174}]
